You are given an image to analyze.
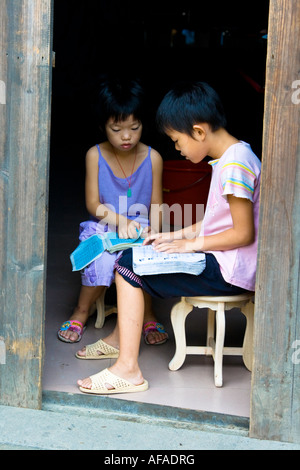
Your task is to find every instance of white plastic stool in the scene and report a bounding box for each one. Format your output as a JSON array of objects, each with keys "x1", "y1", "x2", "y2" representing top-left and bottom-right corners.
[
  {"x1": 168, "y1": 293, "x2": 254, "y2": 387},
  {"x1": 89, "y1": 287, "x2": 117, "y2": 329}
]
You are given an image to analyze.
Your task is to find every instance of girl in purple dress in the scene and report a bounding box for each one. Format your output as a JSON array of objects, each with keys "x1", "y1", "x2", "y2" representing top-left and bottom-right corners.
[{"x1": 58, "y1": 77, "x2": 168, "y2": 349}]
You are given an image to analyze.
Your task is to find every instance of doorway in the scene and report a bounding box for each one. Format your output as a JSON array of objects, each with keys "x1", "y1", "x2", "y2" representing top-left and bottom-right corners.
[{"x1": 44, "y1": 0, "x2": 269, "y2": 417}]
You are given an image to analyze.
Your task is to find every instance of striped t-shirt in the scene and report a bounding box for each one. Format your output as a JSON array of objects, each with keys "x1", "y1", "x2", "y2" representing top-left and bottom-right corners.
[{"x1": 200, "y1": 141, "x2": 261, "y2": 291}]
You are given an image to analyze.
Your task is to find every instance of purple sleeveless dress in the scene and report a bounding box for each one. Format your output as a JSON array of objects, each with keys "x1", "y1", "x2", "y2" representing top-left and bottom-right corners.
[{"x1": 79, "y1": 145, "x2": 153, "y2": 287}]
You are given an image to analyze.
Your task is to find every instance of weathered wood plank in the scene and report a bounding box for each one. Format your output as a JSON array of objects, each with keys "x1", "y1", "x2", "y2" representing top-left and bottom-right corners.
[
  {"x1": 0, "y1": 3, "x2": 9, "y2": 315},
  {"x1": 250, "y1": 0, "x2": 300, "y2": 443},
  {"x1": 0, "y1": 0, "x2": 53, "y2": 409}
]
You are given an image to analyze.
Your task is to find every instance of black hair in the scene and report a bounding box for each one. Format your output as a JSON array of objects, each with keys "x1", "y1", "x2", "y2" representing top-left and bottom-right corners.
[
  {"x1": 93, "y1": 75, "x2": 145, "y2": 129},
  {"x1": 156, "y1": 81, "x2": 227, "y2": 136}
]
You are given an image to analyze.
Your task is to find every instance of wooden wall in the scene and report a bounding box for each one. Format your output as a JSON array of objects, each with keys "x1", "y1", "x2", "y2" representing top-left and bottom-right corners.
[
  {"x1": 250, "y1": 0, "x2": 300, "y2": 443},
  {"x1": 0, "y1": 0, "x2": 53, "y2": 408}
]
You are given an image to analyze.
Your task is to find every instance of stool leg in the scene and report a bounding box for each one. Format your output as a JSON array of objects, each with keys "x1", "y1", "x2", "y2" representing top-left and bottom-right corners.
[
  {"x1": 214, "y1": 302, "x2": 225, "y2": 387},
  {"x1": 169, "y1": 299, "x2": 193, "y2": 371},
  {"x1": 94, "y1": 287, "x2": 107, "y2": 329},
  {"x1": 206, "y1": 308, "x2": 215, "y2": 347},
  {"x1": 241, "y1": 300, "x2": 254, "y2": 371}
]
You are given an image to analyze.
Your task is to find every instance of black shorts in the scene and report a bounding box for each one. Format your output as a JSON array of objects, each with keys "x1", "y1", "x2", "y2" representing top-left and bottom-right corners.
[{"x1": 115, "y1": 249, "x2": 248, "y2": 299}]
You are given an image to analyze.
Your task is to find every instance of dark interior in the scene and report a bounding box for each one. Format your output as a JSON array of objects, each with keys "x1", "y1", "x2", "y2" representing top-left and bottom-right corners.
[{"x1": 50, "y1": 0, "x2": 269, "y2": 177}]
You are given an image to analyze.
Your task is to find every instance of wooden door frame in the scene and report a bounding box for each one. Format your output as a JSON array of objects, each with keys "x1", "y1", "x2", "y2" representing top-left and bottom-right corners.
[
  {"x1": 0, "y1": 0, "x2": 299, "y2": 444},
  {"x1": 249, "y1": 0, "x2": 300, "y2": 443},
  {"x1": 0, "y1": 0, "x2": 53, "y2": 409}
]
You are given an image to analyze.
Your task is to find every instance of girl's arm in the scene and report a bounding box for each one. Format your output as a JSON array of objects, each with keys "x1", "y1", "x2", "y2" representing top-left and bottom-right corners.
[
  {"x1": 145, "y1": 149, "x2": 203, "y2": 238},
  {"x1": 149, "y1": 195, "x2": 254, "y2": 253},
  {"x1": 147, "y1": 149, "x2": 163, "y2": 233},
  {"x1": 199, "y1": 195, "x2": 255, "y2": 251},
  {"x1": 85, "y1": 146, "x2": 140, "y2": 237}
]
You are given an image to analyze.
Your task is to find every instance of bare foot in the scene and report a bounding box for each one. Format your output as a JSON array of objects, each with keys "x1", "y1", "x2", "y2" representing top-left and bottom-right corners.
[
  {"x1": 77, "y1": 376, "x2": 98, "y2": 390},
  {"x1": 145, "y1": 330, "x2": 168, "y2": 345},
  {"x1": 58, "y1": 310, "x2": 89, "y2": 342},
  {"x1": 76, "y1": 345, "x2": 95, "y2": 358},
  {"x1": 142, "y1": 321, "x2": 168, "y2": 345}
]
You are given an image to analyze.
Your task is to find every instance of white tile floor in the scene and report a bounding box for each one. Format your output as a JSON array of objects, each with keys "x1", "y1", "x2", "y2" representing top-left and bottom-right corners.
[{"x1": 44, "y1": 165, "x2": 252, "y2": 418}]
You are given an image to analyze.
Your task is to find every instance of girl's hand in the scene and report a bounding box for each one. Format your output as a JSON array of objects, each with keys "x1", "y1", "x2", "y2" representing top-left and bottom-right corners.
[
  {"x1": 118, "y1": 218, "x2": 141, "y2": 239},
  {"x1": 143, "y1": 231, "x2": 175, "y2": 246},
  {"x1": 143, "y1": 228, "x2": 185, "y2": 246},
  {"x1": 141, "y1": 225, "x2": 158, "y2": 239},
  {"x1": 152, "y1": 238, "x2": 198, "y2": 254}
]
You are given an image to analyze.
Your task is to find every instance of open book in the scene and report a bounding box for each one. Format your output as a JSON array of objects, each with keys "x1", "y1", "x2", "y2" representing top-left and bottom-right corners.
[
  {"x1": 132, "y1": 245, "x2": 206, "y2": 276},
  {"x1": 70, "y1": 228, "x2": 144, "y2": 271}
]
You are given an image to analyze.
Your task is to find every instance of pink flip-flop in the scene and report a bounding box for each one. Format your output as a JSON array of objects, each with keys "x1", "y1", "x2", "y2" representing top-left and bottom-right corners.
[{"x1": 57, "y1": 320, "x2": 86, "y2": 343}]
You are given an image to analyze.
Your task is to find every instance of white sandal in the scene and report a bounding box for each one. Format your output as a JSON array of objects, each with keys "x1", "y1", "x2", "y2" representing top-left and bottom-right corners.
[
  {"x1": 78, "y1": 368, "x2": 149, "y2": 395},
  {"x1": 75, "y1": 339, "x2": 119, "y2": 360}
]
